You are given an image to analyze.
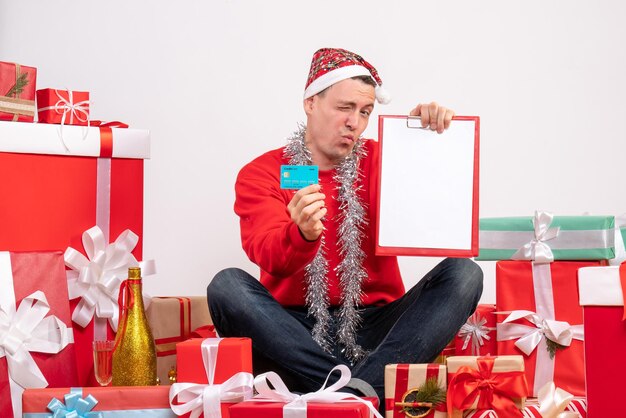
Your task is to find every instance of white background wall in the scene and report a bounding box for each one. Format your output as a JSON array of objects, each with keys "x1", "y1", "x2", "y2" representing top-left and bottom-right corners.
[{"x1": 1, "y1": 1, "x2": 625, "y2": 303}]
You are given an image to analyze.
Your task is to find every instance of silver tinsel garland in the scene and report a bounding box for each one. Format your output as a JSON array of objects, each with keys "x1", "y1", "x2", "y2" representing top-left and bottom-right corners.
[{"x1": 283, "y1": 123, "x2": 368, "y2": 363}]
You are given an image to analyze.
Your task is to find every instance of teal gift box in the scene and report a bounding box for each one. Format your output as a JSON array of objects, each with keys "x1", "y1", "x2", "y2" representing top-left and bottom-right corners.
[{"x1": 476, "y1": 211, "x2": 615, "y2": 261}]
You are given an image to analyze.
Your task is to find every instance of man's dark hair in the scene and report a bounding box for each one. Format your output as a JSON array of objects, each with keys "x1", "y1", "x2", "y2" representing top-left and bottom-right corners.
[{"x1": 317, "y1": 75, "x2": 376, "y2": 97}]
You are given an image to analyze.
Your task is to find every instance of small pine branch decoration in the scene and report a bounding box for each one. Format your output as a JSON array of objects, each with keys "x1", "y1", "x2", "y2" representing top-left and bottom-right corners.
[
  {"x1": 5, "y1": 71, "x2": 29, "y2": 97},
  {"x1": 411, "y1": 377, "x2": 446, "y2": 406},
  {"x1": 398, "y1": 377, "x2": 447, "y2": 418},
  {"x1": 546, "y1": 339, "x2": 567, "y2": 359}
]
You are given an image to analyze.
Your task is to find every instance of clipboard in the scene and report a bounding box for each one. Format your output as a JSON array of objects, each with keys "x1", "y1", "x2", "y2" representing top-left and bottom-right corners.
[{"x1": 375, "y1": 115, "x2": 480, "y2": 257}]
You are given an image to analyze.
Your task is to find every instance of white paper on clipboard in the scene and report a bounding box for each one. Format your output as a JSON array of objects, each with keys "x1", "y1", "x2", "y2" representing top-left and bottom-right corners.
[{"x1": 376, "y1": 115, "x2": 479, "y2": 256}]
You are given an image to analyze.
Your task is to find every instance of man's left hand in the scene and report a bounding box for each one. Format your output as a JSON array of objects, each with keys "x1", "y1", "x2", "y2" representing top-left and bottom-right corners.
[{"x1": 409, "y1": 102, "x2": 455, "y2": 134}]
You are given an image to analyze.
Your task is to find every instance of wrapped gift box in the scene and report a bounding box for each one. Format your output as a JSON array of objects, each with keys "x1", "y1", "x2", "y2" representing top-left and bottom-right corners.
[
  {"x1": 464, "y1": 396, "x2": 587, "y2": 417},
  {"x1": 176, "y1": 338, "x2": 252, "y2": 384},
  {"x1": 446, "y1": 356, "x2": 527, "y2": 417},
  {"x1": 476, "y1": 212, "x2": 615, "y2": 260},
  {"x1": 171, "y1": 338, "x2": 253, "y2": 418},
  {"x1": 384, "y1": 364, "x2": 446, "y2": 418},
  {"x1": 455, "y1": 304, "x2": 497, "y2": 356},
  {"x1": 0, "y1": 120, "x2": 150, "y2": 387},
  {"x1": 0, "y1": 251, "x2": 78, "y2": 418},
  {"x1": 579, "y1": 264, "x2": 626, "y2": 417},
  {"x1": 146, "y1": 296, "x2": 213, "y2": 384},
  {"x1": 434, "y1": 339, "x2": 456, "y2": 364},
  {"x1": 495, "y1": 261, "x2": 599, "y2": 397},
  {"x1": 0, "y1": 61, "x2": 37, "y2": 122},
  {"x1": 230, "y1": 397, "x2": 379, "y2": 418},
  {"x1": 230, "y1": 365, "x2": 379, "y2": 418},
  {"x1": 22, "y1": 386, "x2": 176, "y2": 417},
  {"x1": 36, "y1": 88, "x2": 90, "y2": 126},
  {"x1": 0, "y1": 120, "x2": 149, "y2": 252}
]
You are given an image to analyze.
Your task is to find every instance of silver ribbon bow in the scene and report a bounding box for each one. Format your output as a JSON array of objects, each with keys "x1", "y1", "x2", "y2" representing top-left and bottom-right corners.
[{"x1": 458, "y1": 311, "x2": 495, "y2": 356}]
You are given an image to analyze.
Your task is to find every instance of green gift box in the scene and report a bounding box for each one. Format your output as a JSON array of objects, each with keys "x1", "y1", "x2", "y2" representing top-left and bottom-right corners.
[{"x1": 476, "y1": 211, "x2": 615, "y2": 261}]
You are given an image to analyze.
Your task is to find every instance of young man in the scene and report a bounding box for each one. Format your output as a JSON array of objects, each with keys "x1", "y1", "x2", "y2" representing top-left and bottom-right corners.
[{"x1": 208, "y1": 48, "x2": 483, "y2": 404}]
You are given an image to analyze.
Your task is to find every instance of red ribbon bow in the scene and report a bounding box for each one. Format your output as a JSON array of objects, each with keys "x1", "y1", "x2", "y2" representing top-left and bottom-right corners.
[{"x1": 447, "y1": 356, "x2": 528, "y2": 417}]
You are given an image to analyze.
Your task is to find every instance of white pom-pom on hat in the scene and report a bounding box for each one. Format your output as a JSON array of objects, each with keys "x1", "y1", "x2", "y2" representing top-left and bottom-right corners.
[{"x1": 375, "y1": 85, "x2": 392, "y2": 105}]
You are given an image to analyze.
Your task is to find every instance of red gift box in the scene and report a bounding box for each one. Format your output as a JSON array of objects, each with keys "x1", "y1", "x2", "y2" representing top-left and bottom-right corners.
[
  {"x1": 464, "y1": 396, "x2": 587, "y2": 417},
  {"x1": 578, "y1": 264, "x2": 626, "y2": 417},
  {"x1": 455, "y1": 304, "x2": 497, "y2": 356},
  {"x1": 384, "y1": 364, "x2": 447, "y2": 418},
  {"x1": 0, "y1": 120, "x2": 150, "y2": 387},
  {"x1": 434, "y1": 339, "x2": 456, "y2": 363},
  {"x1": 446, "y1": 356, "x2": 527, "y2": 418},
  {"x1": 0, "y1": 252, "x2": 78, "y2": 418},
  {"x1": 171, "y1": 338, "x2": 253, "y2": 418},
  {"x1": 176, "y1": 338, "x2": 252, "y2": 384},
  {"x1": 0, "y1": 61, "x2": 37, "y2": 122},
  {"x1": 495, "y1": 261, "x2": 600, "y2": 397},
  {"x1": 230, "y1": 365, "x2": 380, "y2": 418},
  {"x1": 36, "y1": 88, "x2": 90, "y2": 126},
  {"x1": 230, "y1": 397, "x2": 380, "y2": 418},
  {"x1": 22, "y1": 385, "x2": 175, "y2": 416}
]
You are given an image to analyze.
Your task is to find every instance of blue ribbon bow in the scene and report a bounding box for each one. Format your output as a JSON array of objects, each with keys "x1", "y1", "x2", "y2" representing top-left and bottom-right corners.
[{"x1": 47, "y1": 388, "x2": 103, "y2": 418}]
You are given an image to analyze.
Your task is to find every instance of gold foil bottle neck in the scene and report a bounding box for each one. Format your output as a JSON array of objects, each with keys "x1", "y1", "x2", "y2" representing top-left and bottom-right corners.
[{"x1": 128, "y1": 267, "x2": 141, "y2": 279}]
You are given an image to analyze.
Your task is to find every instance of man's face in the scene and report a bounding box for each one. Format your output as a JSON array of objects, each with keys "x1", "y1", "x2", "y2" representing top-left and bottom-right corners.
[{"x1": 304, "y1": 78, "x2": 375, "y2": 170}]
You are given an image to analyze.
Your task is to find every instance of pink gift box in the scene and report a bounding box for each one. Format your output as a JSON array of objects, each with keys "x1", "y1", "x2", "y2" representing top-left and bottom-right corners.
[{"x1": 0, "y1": 252, "x2": 78, "y2": 418}]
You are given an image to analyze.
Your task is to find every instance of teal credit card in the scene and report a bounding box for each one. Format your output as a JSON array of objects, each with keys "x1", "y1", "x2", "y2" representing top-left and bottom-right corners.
[{"x1": 280, "y1": 165, "x2": 319, "y2": 189}]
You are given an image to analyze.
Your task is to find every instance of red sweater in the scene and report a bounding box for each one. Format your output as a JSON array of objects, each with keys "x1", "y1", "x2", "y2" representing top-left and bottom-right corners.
[{"x1": 234, "y1": 139, "x2": 404, "y2": 307}]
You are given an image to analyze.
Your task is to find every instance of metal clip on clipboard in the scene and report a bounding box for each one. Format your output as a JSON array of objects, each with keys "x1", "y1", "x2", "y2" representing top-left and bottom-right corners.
[{"x1": 406, "y1": 115, "x2": 431, "y2": 130}]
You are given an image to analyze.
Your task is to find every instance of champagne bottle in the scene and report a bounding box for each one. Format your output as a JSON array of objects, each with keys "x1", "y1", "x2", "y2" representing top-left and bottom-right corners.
[{"x1": 112, "y1": 267, "x2": 157, "y2": 386}]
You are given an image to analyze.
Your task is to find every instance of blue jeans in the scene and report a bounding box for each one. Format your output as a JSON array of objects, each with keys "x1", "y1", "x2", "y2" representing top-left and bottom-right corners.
[{"x1": 207, "y1": 258, "x2": 483, "y2": 403}]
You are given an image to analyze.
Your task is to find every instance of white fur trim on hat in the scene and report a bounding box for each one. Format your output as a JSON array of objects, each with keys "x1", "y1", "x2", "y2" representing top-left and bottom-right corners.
[{"x1": 304, "y1": 65, "x2": 372, "y2": 100}]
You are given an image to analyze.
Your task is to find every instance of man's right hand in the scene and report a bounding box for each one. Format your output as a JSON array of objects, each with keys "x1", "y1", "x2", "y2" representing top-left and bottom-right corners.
[{"x1": 287, "y1": 184, "x2": 327, "y2": 241}]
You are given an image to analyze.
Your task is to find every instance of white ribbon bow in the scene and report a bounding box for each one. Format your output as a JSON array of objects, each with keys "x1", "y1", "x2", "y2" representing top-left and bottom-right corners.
[
  {"x1": 169, "y1": 373, "x2": 254, "y2": 418},
  {"x1": 537, "y1": 381, "x2": 579, "y2": 418},
  {"x1": 511, "y1": 210, "x2": 560, "y2": 263},
  {"x1": 496, "y1": 310, "x2": 583, "y2": 356},
  {"x1": 0, "y1": 291, "x2": 74, "y2": 399},
  {"x1": 170, "y1": 338, "x2": 254, "y2": 418},
  {"x1": 64, "y1": 226, "x2": 156, "y2": 334},
  {"x1": 252, "y1": 364, "x2": 383, "y2": 418},
  {"x1": 458, "y1": 312, "x2": 495, "y2": 356}
]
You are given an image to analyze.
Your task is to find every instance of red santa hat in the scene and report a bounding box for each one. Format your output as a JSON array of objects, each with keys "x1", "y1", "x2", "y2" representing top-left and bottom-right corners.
[{"x1": 303, "y1": 48, "x2": 391, "y2": 104}]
